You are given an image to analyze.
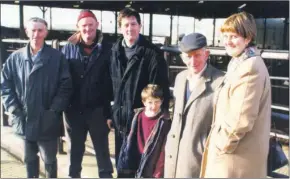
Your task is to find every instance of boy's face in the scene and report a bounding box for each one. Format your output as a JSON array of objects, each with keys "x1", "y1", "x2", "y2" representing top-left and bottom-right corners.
[{"x1": 143, "y1": 97, "x2": 162, "y2": 116}]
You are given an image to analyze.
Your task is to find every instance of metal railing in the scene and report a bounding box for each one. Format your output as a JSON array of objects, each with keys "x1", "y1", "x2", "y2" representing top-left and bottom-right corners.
[{"x1": 161, "y1": 46, "x2": 289, "y2": 60}]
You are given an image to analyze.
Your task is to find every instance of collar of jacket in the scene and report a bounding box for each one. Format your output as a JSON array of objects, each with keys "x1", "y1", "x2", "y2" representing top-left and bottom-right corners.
[
  {"x1": 23, "y1": 42, "x2": 50, "y2": 61},
  {"x1": 184, "y1": 64, "x2": 214, "y2": 83},
  {"x1": 112, "y1": 34, "x2": 150, "y2": 52},
  {"x1": 67, "y1": 29, "x2": 103, "y2": 46},
  {"x1": 133, "y1": 107, "x2": 170, "y2": 121},
  {"x1": 235, "y1": 46, "x2": 260, "y2": 61}
]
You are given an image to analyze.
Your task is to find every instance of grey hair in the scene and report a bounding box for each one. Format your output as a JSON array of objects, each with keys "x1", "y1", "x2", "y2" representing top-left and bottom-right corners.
[{"x1": 25, "y1": 17, "x2": 48, "y2": 28}]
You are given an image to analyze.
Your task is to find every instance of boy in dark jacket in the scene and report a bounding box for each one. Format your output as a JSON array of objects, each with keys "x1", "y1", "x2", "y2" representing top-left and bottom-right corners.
[{"x1": 117, "y1": 84, "x2": 171, "y2": 178}]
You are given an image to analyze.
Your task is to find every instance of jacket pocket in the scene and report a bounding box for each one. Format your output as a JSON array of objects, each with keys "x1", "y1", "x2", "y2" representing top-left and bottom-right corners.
[
  {"x1": 215, "y1": 125, "x2": 238, "y2": 155},
  {"x1": 40, "y1": 110, "x2": 61, "y2": 138},
  {"x1": 10, "y1": 113, "x2": 26, "y2": 136}
]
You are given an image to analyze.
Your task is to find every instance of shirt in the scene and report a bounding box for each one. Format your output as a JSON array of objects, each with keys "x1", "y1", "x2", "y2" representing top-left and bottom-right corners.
[{"x1": 186, "y1": 63, "x2": 207, "y2": 91}]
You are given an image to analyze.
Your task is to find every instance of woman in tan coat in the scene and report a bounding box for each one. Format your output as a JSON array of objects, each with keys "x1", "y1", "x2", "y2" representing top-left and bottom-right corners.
[{"x1": 200, "y1": 12, "x2": 271, "y2": 178}]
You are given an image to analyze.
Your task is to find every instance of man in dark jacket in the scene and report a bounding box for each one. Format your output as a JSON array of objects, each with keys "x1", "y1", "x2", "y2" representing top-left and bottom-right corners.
[
  {"x1": 1, "y1": 17, "x2": 72, "y2": 178},
  {"x1": 61, "y1": 10, "x2": 113, "y2": 178},
  {"x1": 108, "y1": 7, "x2": 170, "y2": 177}
]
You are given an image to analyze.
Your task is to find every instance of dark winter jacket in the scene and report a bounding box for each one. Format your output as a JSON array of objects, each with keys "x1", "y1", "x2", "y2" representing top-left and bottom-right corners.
[
  {"x1": 1, "y1": 43, "x2": 72, "y2": 141},
  {"x1": 110, "y1": 35, "x2": 170, "y2": 134},
  {"x1": 117, "y1": 108, "x2": 171, "y2": 177},
  {"x1": 61, "y1": 30, "x2": 112, "y2": 118}
]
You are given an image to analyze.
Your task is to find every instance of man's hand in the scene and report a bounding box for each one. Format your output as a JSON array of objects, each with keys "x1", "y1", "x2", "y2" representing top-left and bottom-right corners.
[{"x1": 106, "y1": 119, "x2": 114, "y2": 131}]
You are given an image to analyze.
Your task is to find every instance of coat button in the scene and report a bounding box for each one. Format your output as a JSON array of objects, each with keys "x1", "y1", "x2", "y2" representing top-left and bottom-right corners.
[
  {"x1": 80, "y1": 111, "x2": 83, "y2": 114},
  {"x1": 169, "y1": 155, "x2": 172, "y2": 158},
  {"x1": 172, "y1": 134, "x2": 175, "y2": 138},
  {"x1": 80, "y1": 75, "x2": 84, "y2": 78}
]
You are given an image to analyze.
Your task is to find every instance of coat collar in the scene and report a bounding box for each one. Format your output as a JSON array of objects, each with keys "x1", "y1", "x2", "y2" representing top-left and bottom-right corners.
[
  {"x1": 67, "y1": 29, "x2": 103, "y2": 46},
  {"x1": 112, "y1": 34, "x2": 149, "y2": 52},
  {"x1": 23, "y1": 43, "x2": 50, "y2": 61},
  {"x1": 182, "y1": 64, "x2": 213, "y2": 113},
  {"x1": 23, "y1": 43, "x2": 51, "y2": 75}
]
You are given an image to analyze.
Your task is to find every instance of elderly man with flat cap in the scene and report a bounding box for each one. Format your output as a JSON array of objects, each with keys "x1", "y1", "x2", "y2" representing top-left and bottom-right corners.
[
  {"x1": 61, "y1": 9, "x2": 113, "y2": 178},
  {"x1": 164, "y1": 33, "x2": 224, "y2": 178}
]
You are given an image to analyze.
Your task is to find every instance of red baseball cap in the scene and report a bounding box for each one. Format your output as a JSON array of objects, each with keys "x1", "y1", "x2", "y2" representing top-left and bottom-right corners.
[{"x1": 77, "y1": 9, "x2": 97, "y2": 23}]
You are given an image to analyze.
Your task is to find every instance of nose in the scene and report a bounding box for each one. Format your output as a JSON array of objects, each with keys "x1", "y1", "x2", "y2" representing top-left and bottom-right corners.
[
  {"x1": 33, "y1": 31, "x2": 40, "y2": 38},
  {"x1": 188, "y1": 56, "x2": 196, "y2": 65},
  {"x1": 84, "y1": 26, "x2": 90, "y2": 32},
  {"x1": 150, "y1": 103, "x2": 157, "y2": 110},
  {"x1": 127, "y1": 24, "x2": 134, "y2": 31},
  {"x1": 224, "y1": 36, "x2": 233, "y2": 46}
]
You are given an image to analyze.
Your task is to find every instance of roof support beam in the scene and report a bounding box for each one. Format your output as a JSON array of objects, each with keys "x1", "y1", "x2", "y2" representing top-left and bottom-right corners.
[
  {"x1": 115, "y1": 11, "x2": 118, "y2": 39},
  {"x1": 169, "y1": 14, "x2": 173, "y2": 45},
  {"x1": 262, "y1": 18, "x2": 267, "y2": 49},
  {"x1": 19, "y1": 3, "x2": 25, "y2": 39},
  {"x1": 149, "y1": 13, "x2": 153, "y2": 42},
  {"x1": 283, "y1": 18, "x2": 288, "y2": 49},
  {"x1": 212, "y1": 18, "x2": 216, "y2": 46}
]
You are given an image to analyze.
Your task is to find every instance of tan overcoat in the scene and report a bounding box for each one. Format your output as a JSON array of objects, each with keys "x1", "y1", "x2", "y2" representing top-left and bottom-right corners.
[
  {"x1": 164, "y1": 65, "x2": 224, "y2": 178},
  {"x1": 200, "y1": 48, "x2": 271, "y2": 178}
]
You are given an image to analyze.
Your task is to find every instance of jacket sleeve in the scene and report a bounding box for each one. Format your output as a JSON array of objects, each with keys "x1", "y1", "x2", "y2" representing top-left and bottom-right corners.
[
  {"x1": 153, "y1": 141, "x2": 166, "y2": 178},
  {"x1": 0, "y1": 55, "x2": 23, "y2": 114},
  {"x1": 148, "y1": 52, "x2": 170, "y2": 110},
  {"x1": 102, "y1": 56, "x2": 113, "y2": 119},
  {"x1": 216, "y1": 59, "x2": 268, "y2": 154},
  {"x1": 49, "y1": 54, "x2": 73, "y2": 112}
]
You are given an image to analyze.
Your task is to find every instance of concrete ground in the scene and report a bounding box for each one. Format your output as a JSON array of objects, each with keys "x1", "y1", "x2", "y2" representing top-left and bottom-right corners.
[
  {"x1": 1, "y1": 125, "x2": 289, "y2": 178},
  {"x1": 1, "y1": 148, "x2": 44, "y2": 178},
  {"x1": 1, "y1": 126, "x2": 117, "y2": 178}
]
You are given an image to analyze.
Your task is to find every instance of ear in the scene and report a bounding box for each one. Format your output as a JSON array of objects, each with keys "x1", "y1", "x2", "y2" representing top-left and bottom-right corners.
[
  {"x1": 24, "y1": 28, "x2": 29, "y2": 38},
  {"x1": 44, "y1": 28, "x2": 49, "y2": 38},
  {"x1": 139, "y1": 23, "x2": 142, "y2": 32},
  {"x1": 205, "y1": 49, "x2": 210, "y2": 57},
  {"x1": 142, "y1": 101, "x2": 147, "y2": 107},
  {"x1": 76, "y1": 21, "x2": 79, "y2": 30},
  {"x1": 245, "y1": 37, "x2": 251, "y2": 46}
]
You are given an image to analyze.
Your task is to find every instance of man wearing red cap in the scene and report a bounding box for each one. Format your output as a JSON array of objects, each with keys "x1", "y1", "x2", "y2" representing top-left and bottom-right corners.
[{"x1": 61, "y1": 9, "x2": 113, "y2": 178}]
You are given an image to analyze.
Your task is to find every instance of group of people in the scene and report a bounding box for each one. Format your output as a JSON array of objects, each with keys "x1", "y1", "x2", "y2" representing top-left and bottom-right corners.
[{"x1": 1, "y1": 7, "x2": 271, "y2": 178}]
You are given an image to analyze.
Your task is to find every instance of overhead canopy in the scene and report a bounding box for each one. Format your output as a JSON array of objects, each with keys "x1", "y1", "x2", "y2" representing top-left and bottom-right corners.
[{"x1": 1, "y1": 1, "x2": 289, "y2": 18}]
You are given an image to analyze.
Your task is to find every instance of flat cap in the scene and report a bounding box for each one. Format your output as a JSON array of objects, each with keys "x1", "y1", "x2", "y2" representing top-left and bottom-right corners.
[{"x1": 179, "y1": 33, "x2": 207, "y2": 53}]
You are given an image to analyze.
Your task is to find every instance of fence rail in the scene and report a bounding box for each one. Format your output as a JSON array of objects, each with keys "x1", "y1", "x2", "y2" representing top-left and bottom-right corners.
[{"x1": 161, "y1": 46, "x2": 289, "y2": 60}]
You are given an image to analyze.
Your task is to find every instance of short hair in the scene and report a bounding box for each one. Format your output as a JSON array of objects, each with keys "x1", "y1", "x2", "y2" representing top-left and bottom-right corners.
[
  {"x1": 25, "y1": 17, "x2": 48, "y2": 29},
  {"x1": 117, "y1": 7, "x2": 141, "y2": 28},
  {"x1": 141, "y1": 84, "x2": 164, "y2": 102},
  {"x1": 220, "y1": 11, "x2": 256, "y2": 46}
]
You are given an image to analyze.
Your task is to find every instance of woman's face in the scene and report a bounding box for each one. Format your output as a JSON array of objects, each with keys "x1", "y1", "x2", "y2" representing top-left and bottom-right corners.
[{"x1": 222, "y1": 31, "x2": 251, "y2": 57}]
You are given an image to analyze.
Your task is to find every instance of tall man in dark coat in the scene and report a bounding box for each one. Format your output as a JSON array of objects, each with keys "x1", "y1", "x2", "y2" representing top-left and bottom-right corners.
[
  {"x1": 1, "y1": 17, "x2": 72, "y2": 178},
  {"x1": 61, "y1": 10, "x2": 113, "y2": 178},
  {"x1": 108, "y1": 7, "x2": 170, "y2": 177}
]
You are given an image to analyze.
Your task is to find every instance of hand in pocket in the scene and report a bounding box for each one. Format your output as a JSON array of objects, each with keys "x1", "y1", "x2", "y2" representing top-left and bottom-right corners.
[{"x1": 10, "y1": 112, "x2": 26, "y2": 136}]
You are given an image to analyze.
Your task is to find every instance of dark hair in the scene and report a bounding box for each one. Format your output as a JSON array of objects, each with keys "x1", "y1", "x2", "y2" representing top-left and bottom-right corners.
[{"x1": 117, "y1": 7, "x2": 141, "y2": 28}]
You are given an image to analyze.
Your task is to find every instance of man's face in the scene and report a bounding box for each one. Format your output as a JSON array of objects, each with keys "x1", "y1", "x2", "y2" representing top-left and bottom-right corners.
[
  {"x1": 77, "y1": 17, "x2": 99, "y2": 44},
  {"x1": 143, "y1": 97, "x2": 162, "y2": 117},
  {"x1": 25, "y1": 21, "x2": 48, "y2": 47},
  {"x1": 180, "y1": 48, "x2": 209, "y2": 74},
  {"x1": 119, "y1": 16, "x2": 141, "y2": 44}
]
